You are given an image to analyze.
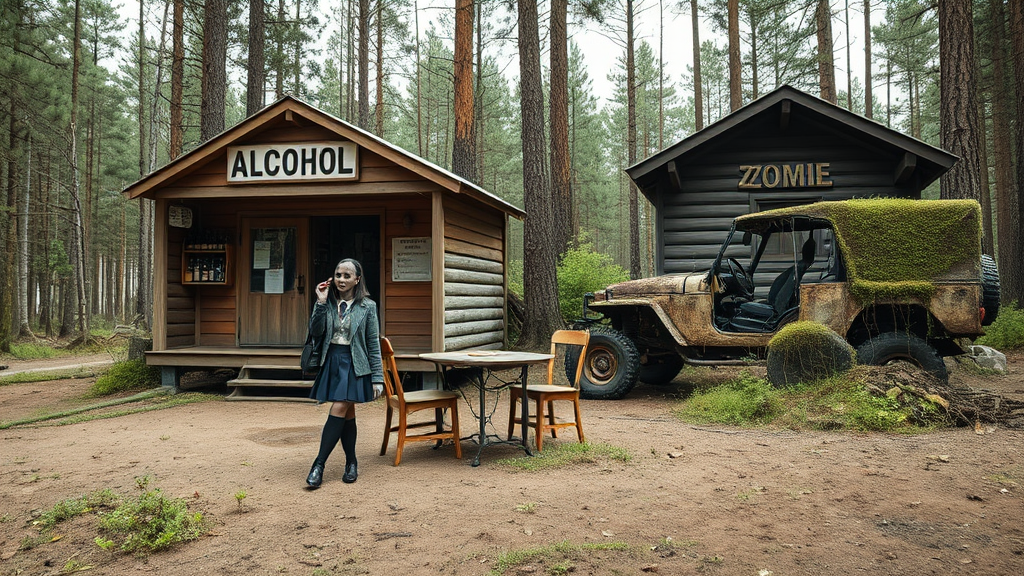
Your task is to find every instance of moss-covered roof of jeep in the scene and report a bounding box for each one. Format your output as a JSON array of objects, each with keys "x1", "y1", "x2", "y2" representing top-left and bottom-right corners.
[{"x1": 736, "y1": 198, "x2": 982, "y2": 300}]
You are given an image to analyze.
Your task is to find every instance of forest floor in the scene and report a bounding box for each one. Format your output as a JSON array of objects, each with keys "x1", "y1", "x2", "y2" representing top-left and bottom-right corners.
[{"x1": 1, "y1": 351, "x2": 1024, "y2": 576}]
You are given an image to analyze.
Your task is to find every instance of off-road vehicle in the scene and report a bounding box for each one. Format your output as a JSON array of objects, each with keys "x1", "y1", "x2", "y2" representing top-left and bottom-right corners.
[{"x1": 575, "y1": 198, "x2": 1000, "y2": 399}]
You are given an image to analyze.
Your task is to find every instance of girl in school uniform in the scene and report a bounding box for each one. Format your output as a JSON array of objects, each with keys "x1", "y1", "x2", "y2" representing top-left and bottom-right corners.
[{"x1": 305, "y1": 258, "x2": 384, "y2": 488}]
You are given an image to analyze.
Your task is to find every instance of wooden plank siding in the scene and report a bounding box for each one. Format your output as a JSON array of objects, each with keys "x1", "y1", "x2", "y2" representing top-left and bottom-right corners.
[
  {"x1": 657, "y1": 114, "x2": 919, "y2": 276},
  {"x1": 442, "y1": 196, "x2": 506, "y2": 351}
]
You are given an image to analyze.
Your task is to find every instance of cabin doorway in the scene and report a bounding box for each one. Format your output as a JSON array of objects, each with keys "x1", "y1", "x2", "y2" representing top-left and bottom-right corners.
[
  {"x1": 239, "y1": 217, "x2": 310, "y2": 346},
  {"x1": 310, "y1": 215, "x2": 382, "y2": 314}
]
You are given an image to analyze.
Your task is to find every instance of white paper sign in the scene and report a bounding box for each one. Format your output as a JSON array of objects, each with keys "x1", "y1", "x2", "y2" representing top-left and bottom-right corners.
[
  {"x1": 264, "y1": 269, "x2": 285, "y2": 294},
  {"x1": 392, "y1": 237, "x2": 432, "y2": 281},
  {"x1": 253, "y1": 241, "x2": 271, "y2": 269},
  {"x1": 227, "y1": 141, "x2": 358, "y2": 182}
]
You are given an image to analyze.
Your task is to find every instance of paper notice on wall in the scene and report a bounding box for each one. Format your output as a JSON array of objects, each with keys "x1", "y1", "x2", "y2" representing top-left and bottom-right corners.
[
  {"x1": 265, "y1": 268, "x2": 285, "y2": 294},
  {"x1": 253, "y1": 241, "x2": 271, "y2": 269},
  {"x1": 392, "y1": 237, "x2": 431, "y2": 281}
]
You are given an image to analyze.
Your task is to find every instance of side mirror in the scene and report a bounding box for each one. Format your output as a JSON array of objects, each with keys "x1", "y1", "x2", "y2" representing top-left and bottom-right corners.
[{"x1": 742, "y1": 231, "x2": 752, "y2": 246}]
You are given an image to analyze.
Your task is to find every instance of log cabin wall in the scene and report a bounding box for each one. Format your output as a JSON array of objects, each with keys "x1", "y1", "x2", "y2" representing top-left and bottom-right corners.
[
  {"x1": 442, "y1": 194, "x2": 506, "y2": 351},
  {"x1": 165, "y1": 224, "x2": 196, "y2": 348}
]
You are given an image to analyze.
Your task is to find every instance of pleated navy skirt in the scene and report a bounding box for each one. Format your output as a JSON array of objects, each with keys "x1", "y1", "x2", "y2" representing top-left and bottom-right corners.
[{"x1": 308, "y1": 344, "x2": 374, "y2": 404}]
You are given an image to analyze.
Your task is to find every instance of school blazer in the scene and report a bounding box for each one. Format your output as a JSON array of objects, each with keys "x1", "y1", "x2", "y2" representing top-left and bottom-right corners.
[{"x1": 308, "y1": 297, "x2": 384, "y2": 383}]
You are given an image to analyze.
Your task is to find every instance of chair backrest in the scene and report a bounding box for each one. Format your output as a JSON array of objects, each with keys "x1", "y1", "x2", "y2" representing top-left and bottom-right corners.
[
  {"x1": 767, "y1": 237, "x2": 816, "y2": 314},
  {"x1": 548, "y1": 330, "x2": 590, "y2": 388},
  {"x1": 379, "y1": 337, "x2": 403, "y2": 402}
]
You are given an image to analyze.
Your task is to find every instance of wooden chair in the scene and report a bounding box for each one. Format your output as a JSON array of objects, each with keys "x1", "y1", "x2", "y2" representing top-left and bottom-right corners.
[
  {"x1": 379, "y1": 337, "x2": 462, "y2": 466},
  {"x1": 507, "y1": 330, "x2": 589, "y2": 451}
]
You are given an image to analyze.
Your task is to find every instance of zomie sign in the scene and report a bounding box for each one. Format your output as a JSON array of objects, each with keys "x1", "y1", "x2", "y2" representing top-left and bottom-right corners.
[
  {"x1": 227, "y1": 141, "x2": 358, "y2": 182},
  {"x1": 738, "y1": 162, "x2": 833, "y2": 189}
]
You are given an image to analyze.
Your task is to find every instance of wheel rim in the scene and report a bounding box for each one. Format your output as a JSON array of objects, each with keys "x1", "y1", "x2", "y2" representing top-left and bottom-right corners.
[{"x1": 585, "y1": 345, "x2": 618, "y2": 387}]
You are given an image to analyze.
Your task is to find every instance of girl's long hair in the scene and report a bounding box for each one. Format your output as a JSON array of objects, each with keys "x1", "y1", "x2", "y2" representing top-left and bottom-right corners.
[{"x1": 330, "y1": 258, "x2": 370, "y2": 304}]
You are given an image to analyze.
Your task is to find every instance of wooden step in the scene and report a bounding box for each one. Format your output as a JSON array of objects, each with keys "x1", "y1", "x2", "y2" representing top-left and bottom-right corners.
[
  {"x1": 226, "y1": 378, "x2": 313, "y2": 388},
  {"x1": 225, "y1": 362, "x2": 314, "y2": 401},
  {"x1": 226, "y1": 387, "x2": 316, "y2": 403}
]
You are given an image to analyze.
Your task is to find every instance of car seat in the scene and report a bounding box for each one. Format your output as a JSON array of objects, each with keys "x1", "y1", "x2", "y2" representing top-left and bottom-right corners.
[{"x1": 727, "y1": 236, "x2": 816, "y2": 332}]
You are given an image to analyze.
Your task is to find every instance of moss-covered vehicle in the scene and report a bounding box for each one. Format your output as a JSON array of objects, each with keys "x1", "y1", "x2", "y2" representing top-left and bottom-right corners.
[{"x1": 575, "y1": 199, "x2": 1000, "y2": 399}]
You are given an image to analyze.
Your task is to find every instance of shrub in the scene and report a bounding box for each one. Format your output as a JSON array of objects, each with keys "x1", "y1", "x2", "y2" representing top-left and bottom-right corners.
[
  {"x1": 766, "y1": 321, "x2": 854, "y2": 386},
  {"x1": 556, "y1": 243, "x2": 629, "y2": 322},
  {"x1": 674, "y1": 373, "x2": 783, "y2": 425},
  {"x1": 976, "y1": 301, "x2": 1024, "y2": 350},
  {"x1": 91, "y1": 359, "x2": 160, "y2": 396},
  {"x1": 99, "y1": 488, "x2": 206, "y2": 553}
]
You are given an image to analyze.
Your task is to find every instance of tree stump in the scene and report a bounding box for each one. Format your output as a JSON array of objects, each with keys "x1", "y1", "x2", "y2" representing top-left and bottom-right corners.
[
  {"x1": 766, "y1": 321, "x2": 855, "y2": 386},
  {"x1": 128, "y1": 337, "x2": 153, "y2": 361}
]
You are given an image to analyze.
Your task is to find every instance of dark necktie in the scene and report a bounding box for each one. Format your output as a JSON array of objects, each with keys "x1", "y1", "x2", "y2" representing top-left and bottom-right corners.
[{"x1": 338, "y1": 301, "x2": 348, "y2": 320}]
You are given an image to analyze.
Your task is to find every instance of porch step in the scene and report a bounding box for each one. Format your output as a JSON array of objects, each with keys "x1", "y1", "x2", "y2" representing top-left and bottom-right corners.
[{"x1": 226, "y1": 363, "x2": 316, "y2": 402}]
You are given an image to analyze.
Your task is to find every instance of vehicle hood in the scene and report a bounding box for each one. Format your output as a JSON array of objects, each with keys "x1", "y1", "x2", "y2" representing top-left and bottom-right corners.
[{"x1": 594, "y1": 272, "x2": 707, "y2": 300}]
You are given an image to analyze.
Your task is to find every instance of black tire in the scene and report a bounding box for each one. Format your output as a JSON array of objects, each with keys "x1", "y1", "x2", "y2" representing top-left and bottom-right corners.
[
  {"x1": 981, "y1": 254, "x2": 1000, "y2": 326},
  {"x1": 568, "y1": 328, "x2": 641, "y2": 400},
  {"x1": 855, "y1": 332, "x2": 948, "y2": 382},
  {"x1": 639, "y1": 354, "x2": 684, "y2": 385}
]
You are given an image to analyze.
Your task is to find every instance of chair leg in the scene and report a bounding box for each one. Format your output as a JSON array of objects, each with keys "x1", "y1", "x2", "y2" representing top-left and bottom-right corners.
[
  {"x1": 534, "y1": 396, "x2": 545, "y2": 451},
  {"x1": 380, "y1": 406, "x2": 393, "y2": 456},
  {"x1": 573, "y1": 399, "x2": 585, "y2": 443},
  {"x1": 434, "y1": 408, "x2": 444, "y2": 449},
  {"x1": 547, "y1": 400, "x2": 558, "y2": 438},
  {"x1": 450, "y1": 403, "x2": 462, "y2": 459},
  {"x1": 395, "y1": 412, "x2": 407, "y2": 466},
  {"x1": 507, "y1": 390, "x2": 520, "y2": 439}
]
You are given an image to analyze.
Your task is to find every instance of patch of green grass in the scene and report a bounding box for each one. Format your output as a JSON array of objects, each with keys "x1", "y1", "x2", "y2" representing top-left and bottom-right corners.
[
  {"x1": 673, "y1": 372, "x2": 783, "y2": 426},
  {"x1": 0, "y1": 391, "x2": 219, "y2": 430},
  {"x1": 36, "y1": 490, "x2": 119, "y2": 531},
  {"x1": 976, "y1": 301, "x2": 1024, "y2": 350},
  {"x1": 8, "y1": 342, "x2": 63, "y2": 360},
  {"x1": 0, "y1": 368, "x2": 101, "y2": 387},
  {"x1": 98, "y1": 488, "x2": 207, "y2": 553},
  {"x1": 675, "y1": 371, "x2": 947, "y2": 433},
  {"x1": 514, "y1": 502, "x2": 537, "y2": 514},
  {"x1": 90, "y1": 359, "x2": 160, "y2": 396},
  {"x1": 488, "y1": 541, "x2": 630, "y2": 576},
  {"x1": 496, "y1": 442, "x2": 630, "y2": 471}
]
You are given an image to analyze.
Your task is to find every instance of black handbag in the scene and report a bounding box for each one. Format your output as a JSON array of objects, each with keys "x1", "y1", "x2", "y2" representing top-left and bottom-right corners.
[{"x1": 300, "y1": 331, "x2": 321, "y2": 375}]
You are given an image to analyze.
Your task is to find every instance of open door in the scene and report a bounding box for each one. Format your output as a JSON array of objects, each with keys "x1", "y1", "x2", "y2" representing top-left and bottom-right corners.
[{"x1": 239, "y1": 217, "x2": 309, "y2": 345}]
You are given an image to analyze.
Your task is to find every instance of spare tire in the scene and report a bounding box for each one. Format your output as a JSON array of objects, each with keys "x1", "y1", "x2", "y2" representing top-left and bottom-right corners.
[
  {"x1": 568, "y1": 328, "x2": 640, "y2": 400},
  {"x1": 981, "y1": 254, "x2": 1000, "y2": 326}
]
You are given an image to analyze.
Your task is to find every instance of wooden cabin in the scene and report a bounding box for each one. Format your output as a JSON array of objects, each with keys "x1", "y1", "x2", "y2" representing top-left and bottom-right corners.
[
  {"x1": 626, "y1": 85, "x2": 957, "y2": 284},
  {"x1": 123, "y1": 96, "x2": 524, "y2": 396}
]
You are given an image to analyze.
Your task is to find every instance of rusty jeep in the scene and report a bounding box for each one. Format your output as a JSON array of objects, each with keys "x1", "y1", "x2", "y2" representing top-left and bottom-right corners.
[{"x1": 574, "y1": 199, "x2": 1000, "y2": 399}]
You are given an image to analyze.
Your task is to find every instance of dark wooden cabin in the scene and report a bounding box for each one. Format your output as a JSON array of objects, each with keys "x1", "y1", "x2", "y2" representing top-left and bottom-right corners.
[
  {"x1": 123, "y1": 96, "x2": 523, "y2": 396},
  {"x1": 626, "y1": 85, "x2": 957, "y2": 284}
]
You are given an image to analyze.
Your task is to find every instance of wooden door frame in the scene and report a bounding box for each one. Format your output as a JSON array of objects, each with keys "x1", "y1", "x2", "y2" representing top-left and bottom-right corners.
[{"x1": 237, "y1": 216, "x2": 310, "y2": 346}]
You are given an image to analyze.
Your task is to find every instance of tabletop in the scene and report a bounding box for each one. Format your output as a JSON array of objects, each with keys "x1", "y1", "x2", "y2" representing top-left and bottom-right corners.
[{"x1": 418, "y1": 351, "x2": 553, "y2": 370}]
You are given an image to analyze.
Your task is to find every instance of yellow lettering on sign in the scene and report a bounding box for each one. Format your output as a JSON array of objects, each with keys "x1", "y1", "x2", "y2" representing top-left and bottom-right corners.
[
  {"x1": 783, "y1": 164, "x2": 804, "y2": 187},
  {"x1": 738, "y1": 163, "x2": 832, "y2": 189}
]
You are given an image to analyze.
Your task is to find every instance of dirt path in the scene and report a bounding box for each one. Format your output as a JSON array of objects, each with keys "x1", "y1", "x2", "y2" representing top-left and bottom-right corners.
[{"x1": 2, "y1": 355, "x2": 1023, "y2": 575}]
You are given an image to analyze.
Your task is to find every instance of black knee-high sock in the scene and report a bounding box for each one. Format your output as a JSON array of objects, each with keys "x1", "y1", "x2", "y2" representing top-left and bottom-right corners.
[
  {"x1": 315, "y1": 415, "x2": 346, "y2": 465},
  {"x1": 340, "y1": 417, "x2": 357, "y2": 465}
]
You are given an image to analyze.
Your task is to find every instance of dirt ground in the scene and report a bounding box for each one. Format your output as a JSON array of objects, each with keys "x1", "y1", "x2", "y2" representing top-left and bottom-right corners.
[{"x1": 2, "y1": 352, "x2": 1024, "y2": 576}]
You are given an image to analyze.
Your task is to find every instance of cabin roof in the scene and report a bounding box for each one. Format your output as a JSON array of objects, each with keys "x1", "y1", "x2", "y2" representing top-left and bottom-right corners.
[
  {"x1": 122, "y1": 95, "x2": 525, "y2": 219},
  {"x1": 625, "y1": 85, "x2": 957, "y2": 201}
]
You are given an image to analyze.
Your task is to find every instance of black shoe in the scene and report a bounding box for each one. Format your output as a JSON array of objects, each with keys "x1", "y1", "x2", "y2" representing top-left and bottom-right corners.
[
  {"x1": 342, "y1": 462, "x2": 358, "y2": 484},
  {"x1": 306, "y1": 462, "x2": 324, "y2": 489}
]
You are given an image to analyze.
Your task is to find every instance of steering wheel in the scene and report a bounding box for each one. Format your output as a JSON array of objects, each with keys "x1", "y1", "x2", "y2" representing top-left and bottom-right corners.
[{"x1": 726, "y1": 258, "x2": 754, "y2": 297}]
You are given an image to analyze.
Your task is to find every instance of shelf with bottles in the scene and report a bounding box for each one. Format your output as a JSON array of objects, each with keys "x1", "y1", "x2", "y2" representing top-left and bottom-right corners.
[{"x1": 182, "y1": 232, "x2": 233, "y2": 286}]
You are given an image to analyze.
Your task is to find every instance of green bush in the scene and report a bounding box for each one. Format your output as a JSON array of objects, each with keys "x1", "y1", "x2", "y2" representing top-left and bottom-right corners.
[
  {"x1": 976, "y1": 301, "x2": 1024, "y2": 350},
  {"x1": 674, "y1": 373, "x2": 783, "y2": 425},
  {"x1": 556, "y1": 243, "x2": 629, "y2": 322},
  {"x1": 92, "y1": 359, "x2": 160, "y2": 396}
]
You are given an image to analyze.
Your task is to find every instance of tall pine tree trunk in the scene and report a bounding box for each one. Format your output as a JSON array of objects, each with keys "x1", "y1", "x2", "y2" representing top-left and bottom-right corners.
[
  {"x1": 691, "y1": 0, "x2": 703, "y2": 130},
  {"x1": 938, "y1": 0, "x2": 982, "y2": 204},
  {"x1": 517, "y1": 0, "x2": 562, "y2": 350},
  {"x1": 991, "y1": 0, "x2": 1021, "y2": 304},
  {"x1": 727, "y1": 0, "x2": 741, "y2": 111},
  {"x1": 18, "y1": 129, "x2": 33, "y2": 337},
  {"x1": 549, "y1": 0, "x2": 570, "y2": 253},
  {"x1": 170, "y1": 0, "x2": 184, "y2": 159},
  {"x1": 375, "y1": 3, "x2": 385, "y2": 136},
  {"x1": 247, "y1": 0, "x2": 266, "y2": 117},
  {"x1": 70, "y1": 0, "x2": 89, "y2": 336},
  {"x1": 816, "y1": 0, "x2": 836, "y2": 103},
  {"x1": 864, "y1": 0, "x2": 872, "y2": 118},
  {"x1": 1007, "y1": 0, "x2": 1024, "y2": 305},
  {"x1": 452, "y1": 0, "x2": 476, "y2": 180},
  {"x1": 357, "y1": 0, "x2": 370, "y2": 129},
  {"x1": 201, "y1": 0, "x2": 228, "y2": 142},
  {"x1": 627, "y1": 0, "x2": 640, "y2": 279}
]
